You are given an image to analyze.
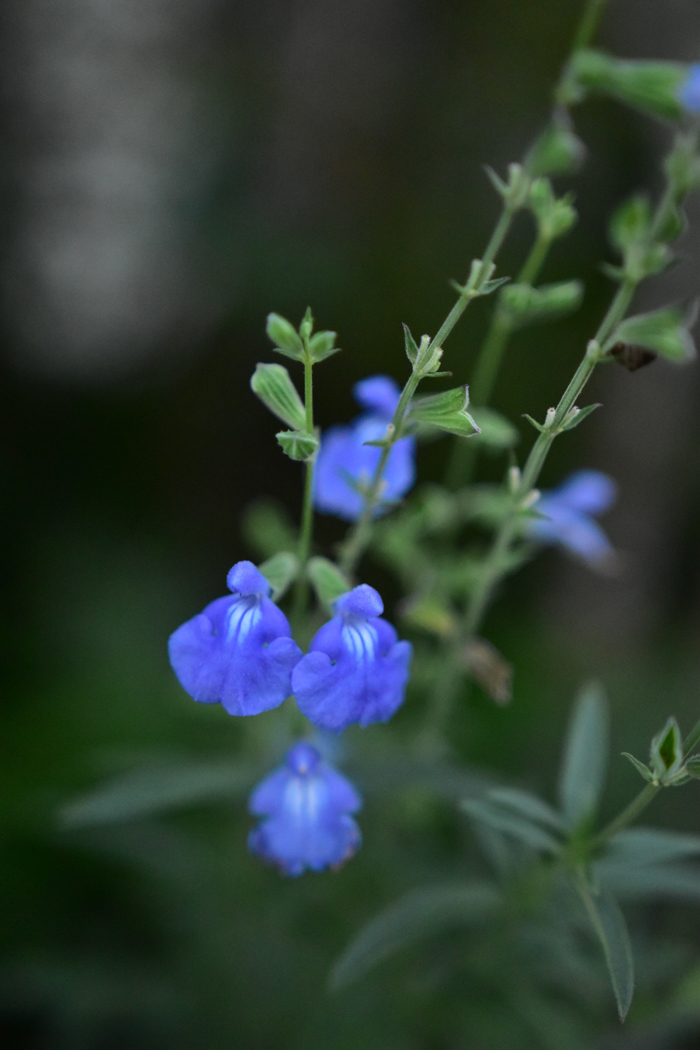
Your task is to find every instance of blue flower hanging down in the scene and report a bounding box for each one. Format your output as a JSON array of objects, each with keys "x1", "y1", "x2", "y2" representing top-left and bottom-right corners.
[
  {"x1": 168, "y1": 561, "x2": 302, "y2": 716},
  {"x1": 248, "y1": 741, "x2": 362, "y2": 876},
  {"x1": 530, "y1": 470, "x2": 616, "y2": 566},
  {"x1": 292, "y1": 584, "x2": 412, "y2": 733},
  {"x1": 313, "y1": 375, "x2": 416, "y2": 521},
  {"x1": 679, "y1": 64, "x2": 700, "y2": 112}
]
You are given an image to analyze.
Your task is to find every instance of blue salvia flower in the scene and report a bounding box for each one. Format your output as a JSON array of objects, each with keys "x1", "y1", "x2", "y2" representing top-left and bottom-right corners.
[
  {"x1": 168, "y1": 561, "x2": 302, "y2": 716},
  {"x1": 679, "y1": 63, "x2": 700, "y2": 112},
  {"x1": 313, "y1": 375, "x2": 416, "y2": 521},
  {"x1": 292, "y1": 584, "x2": 412, "y2": 733},
  {"x1": 248, "y1": 741, "x2": 361, "y2": 876},
  {"x1": 530, "y1": 470, "x2": 617, "y2": 566}
]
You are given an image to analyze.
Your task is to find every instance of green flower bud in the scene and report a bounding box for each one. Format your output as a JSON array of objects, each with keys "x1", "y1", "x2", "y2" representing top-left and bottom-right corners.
[{"x1": 251, "y1": 363, "x2": 307, "y2": 431}]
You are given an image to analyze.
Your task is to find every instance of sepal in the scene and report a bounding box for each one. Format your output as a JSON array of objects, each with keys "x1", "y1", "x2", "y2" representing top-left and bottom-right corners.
[
  {"x1": 650, "y1": 716, "x2": 684, "y2": 781},
  {"x1": 621, "y1": 752, "x2": 655, "y2": 783},
  {"x1": 276, "y1": 430, "x2": 319, "y2": 461},
  {"x1": 251, "y1": 362, "x2": 307, "y2": 430},
  {"x1": 484, "y1": 162, "x2": 531, "y2": 209},
  {"x1": 409, "y1": 387, "x2": 480, "y2": 437},
  {"x1": 308, "y1": 329, "x2": 341, "y2": 363},
  {"x1": 566, "y1": 49, "x2": 686, "y2": 121},
  {"x1": 525, "y1": 115, "x2": 586, "y2": 177},
  {"x1": 605, "y1": 306, "x2": 696, "y2": 363},
  {"x1": 500, "y1": 280, "x2": 583, "y2": 330},
  {"x1": 307, "y1": 556, "x2": 351, "y2": 608},
  {"x1": 527, "y1": 179, "x2": 578, "y2": 241},
  {"x1": 258, "y1": 551, "x2": 300, "y2": 601},
  {"x1": 559, "y1": 403, "x2": 601, "y2": 431},
  {"x1": 266, "y1": 313, "x2": 304, "y2": 359}
]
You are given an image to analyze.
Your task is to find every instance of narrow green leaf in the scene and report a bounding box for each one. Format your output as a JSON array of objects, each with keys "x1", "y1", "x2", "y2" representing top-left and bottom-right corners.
[
  {"x1": 329, "y1": 882, "x2": 500, "y2": 989},
  {"x1": 257, "y1": 551, "x2": 299, "y2": 601},
  {"x1": 461, "y1": 799, "x2": 562, "y2": 854},
  {"x1": 487, "y1": 788, "x2": 565, "y2": 831},
  {"x1": 522, "y1": 413, "x2": 547, "y2": 433},
  {"x1": 60, "y1": 760, "x2": 255, "y2": 827},
  {"x1": 577, "y1": 882, "x2": 634, "y2": 1021},
  {"x1": 558, "y1": 682, "x2": 609, "y2": 830},
  {"x1": 604, "y1": 827, "x2": 700, "y2": 866},
  {"x1": 307, "y1": 557, "x2": 350, "y2": 607},
  {"x1": 251, "y1": 363, "x2": 307, "y2": 430},
  {"x1": 596, "y1": 861, "x2": 700, "y2": 903},
  {"x1": 621, "y1": 752, "x2": 654, "y2": 783}
]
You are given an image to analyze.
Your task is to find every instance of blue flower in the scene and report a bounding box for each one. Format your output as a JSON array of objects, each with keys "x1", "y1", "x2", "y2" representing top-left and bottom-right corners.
[
  {"x1": 168, "y1": 561, "x2": 302, "y2": 716},
  {"x1": 530, "y1": 470, "x2": 617, "y2": 566},
  {"x1": 313, "y1": 375, "x2": 416, "y2": 522},
  {"x1": 248, "y1": 741, "x2": 362, "y2": 876},
  {"x1": 679, "y1": 64, "x2": 700, "y2": 113},
  {"x1": 291, "y1": 584, "x2": 412, "y2": 733}
]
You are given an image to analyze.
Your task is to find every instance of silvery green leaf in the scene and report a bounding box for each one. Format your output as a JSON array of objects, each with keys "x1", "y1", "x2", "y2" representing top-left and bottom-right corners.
[
  {"x1": 576, "y1": 882, "x2": 634, "y2": 1021},
  {"x1": 596, "y1": 861, "x2": 700, "y2": 904},
  {"x1": 650, "y1": 716, "x2": 684, "y2": 778},
  {"x1": 608, "y1": 307, "x2": 696, "y2": 363},
  {"x1": 257, "y1": 551, "x2": 299, "y2": 601},
  {"x1": 461, "y1": 799, "x2": 562, "y2": 854},
  {"x1": 621, "y1": 752, "x2": 654, "y2": 782},
  {"x1": 307, "y1": 556, "x2": 350, "y2": 608},
  {"x1": 60, "y1": 759, "x2": 254, "y2": 827},
  {"x1": 250, "y1": 362, "x2": 307, "y2": 430},
  {"x1": 329, "y1": 882, "x2": 500, "y2": 989},
  {"x1": 275, "y1": 430, "x2": 318, "y2": 461},
  {"x1": 266, "y1": 312, "x2": 304, "y2": 358},
  {"x1": 469, "y1": 407, "x2": 519, "y2": 449},
  {"x1": 604, "y1": 827, "x2": 700, "y2": 866},
  {"x1": 559, "y1": 403, "x2": 602, "y2": 432},
  {"x1": 487, "y1": 788, "x2": 565, "y2": 831},
  {"x1": 558, "y1": 682, "x2": 609, "y2": 831}
]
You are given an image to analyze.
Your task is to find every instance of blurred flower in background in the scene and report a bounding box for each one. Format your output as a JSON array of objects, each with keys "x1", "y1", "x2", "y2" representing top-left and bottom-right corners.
[{"x1": 530, "y1": 469, "x2": 617, "y2": 568}]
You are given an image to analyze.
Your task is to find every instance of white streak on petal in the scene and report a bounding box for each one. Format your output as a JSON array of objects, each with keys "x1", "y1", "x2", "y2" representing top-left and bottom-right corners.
[
  {"x1": 225, "y1": 596, "x2": 262, "y2": 643},
  {"x1": 341, "y1": 619, "x2": 378, "y2": 662}
]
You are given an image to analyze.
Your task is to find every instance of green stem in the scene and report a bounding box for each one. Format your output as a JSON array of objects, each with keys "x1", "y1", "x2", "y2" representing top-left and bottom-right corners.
[
  {"x1": 590, "y1": 782, "x2": 660, "y2": 852},
  {"x1": 292, "y1": 357, "x2": 316, "y2": 621},
  {"x1": 572, "y1": 0, "x2": 609, "y2": 53}
]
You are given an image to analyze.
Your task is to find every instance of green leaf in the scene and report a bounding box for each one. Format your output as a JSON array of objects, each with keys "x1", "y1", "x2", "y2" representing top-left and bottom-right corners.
[
  {"x1": 577, "y1": 881, "x2": 634, "y2": 1021},
  {"x1": 569, "y1": 49, "x2": 686, "y2": 121},
  {"x1": 275, "y1": 430, "x2": 318, "y2": 461},
  {"x1": 604, "y1": 827, "x2": 700, "y2": 867},
  {"x1": 60, "y1": 759, "x2": 255, "y2": 827},
  {"x1": 329, "y1": 882, "x2": 500, "y2": 989},
  {"x1": 558, "y1": 682, "x2": 609, "y2": 830},
  {"x1": 479, "y1": 276, "x2": 511, "y2": 296},
  {"x1": 596, "y1": 861, "x2": 700, "y2": 903},
  {"x1": 250, "y1": 362, "x2": 307, "y2": 430},
  {"x1": 487, "y1": 788, "x2": 564, "y2": 831},
  {"x1": 469, "y1": 407, "x2": 519, "y2": 450},
  {"x1": 409, "y1": 387, "x2": 480, "y2": 438},
  {"x1": 621, "y1": 752, "x2": 654, "y2": 783},
  {"x1": 500, "y1": 280, "x2": 584, "y2": 330},
  {"x1": 307, "y1": 556, "x2": 350, "y2": 608},
  {"x1": 650, "y1": 716, "x2": 684, "y2": 779},
  {"x1": 461, "y1": 799, "x2": 562, "y2": 854},
  {"x1": 559, "y1": 403, "x2": 601, "y2": 432},
  {"x1": 308, "y1": 329, "x2": 340, "y2": 363},
  {"x1": 257, "y1": 551, "x2": 299, "y2": 601},
  {"x1": 266, "y1": 312, "x2": 304, "y2": 359},
  {"x1": 242, "y1": 499, "x2": 298, "y2": 558}
]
